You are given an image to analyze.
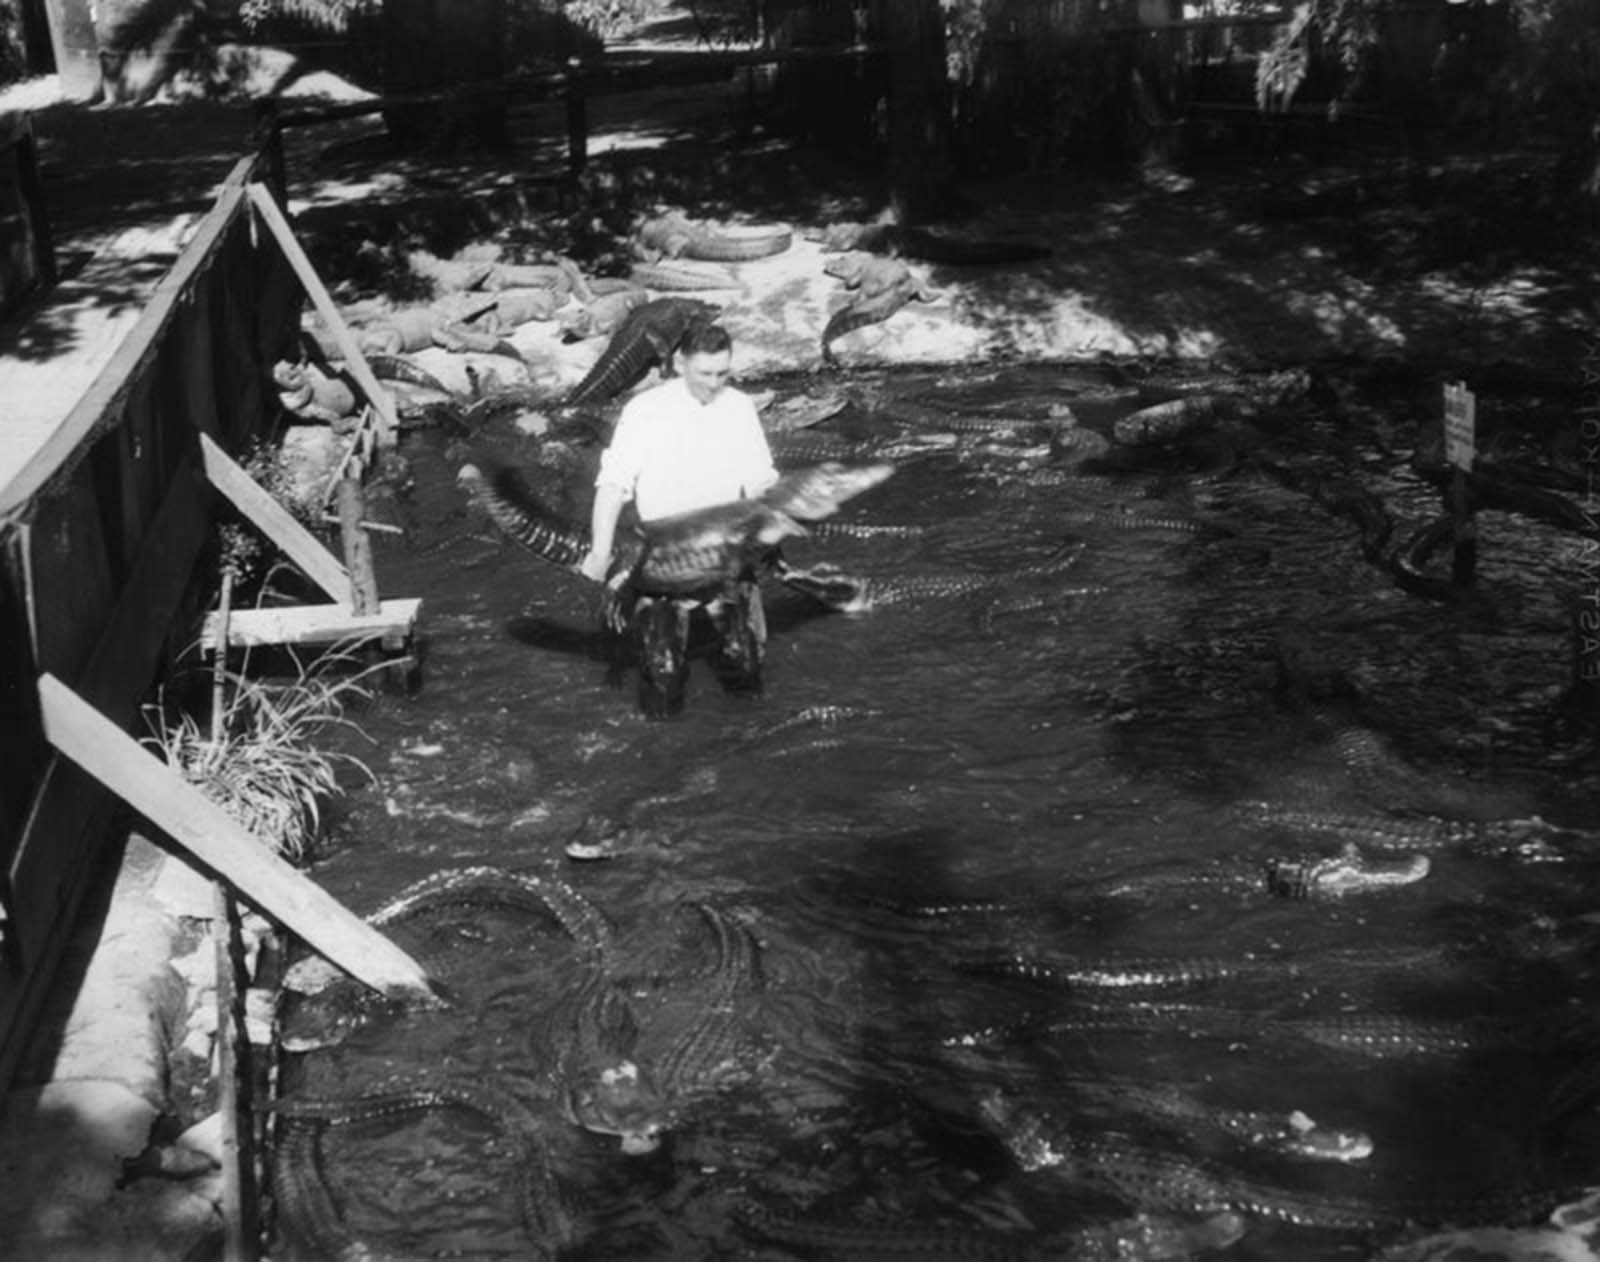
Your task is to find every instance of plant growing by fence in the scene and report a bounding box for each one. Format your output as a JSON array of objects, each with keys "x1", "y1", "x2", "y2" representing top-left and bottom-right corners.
[{"x1": 143, "y1": 641, "x2": 378, "y2": 863}]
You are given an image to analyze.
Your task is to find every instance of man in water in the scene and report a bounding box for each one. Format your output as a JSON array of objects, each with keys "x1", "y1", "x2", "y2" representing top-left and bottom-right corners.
[{"x1": 579, "y1": 322, "x2": 779, "y2": 717}]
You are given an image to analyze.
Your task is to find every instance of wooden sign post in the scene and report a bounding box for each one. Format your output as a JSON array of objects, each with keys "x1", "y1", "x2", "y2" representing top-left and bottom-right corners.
[{"x1": 1443, "y1": 381, "x2": 1477, "y2": 586}]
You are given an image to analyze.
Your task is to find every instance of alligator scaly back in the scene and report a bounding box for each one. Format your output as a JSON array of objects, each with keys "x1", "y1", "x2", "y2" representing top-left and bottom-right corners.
[
  {"x1": 271, "y1": 1075, "x2": 570, "y2": 1261},
  {"x1": 564, "y1": 297, "x2": 719, "y2": 407},
  {"x1": 735, "y1": 1202, "x2": 1245, "y2": 1261},
  {"x1": 456, "y1": 460, "x2": 595, "y2": 572}
]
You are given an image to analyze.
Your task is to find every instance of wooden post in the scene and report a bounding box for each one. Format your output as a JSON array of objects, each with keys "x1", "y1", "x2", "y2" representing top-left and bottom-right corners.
[
  {"x1": 37, "y1": 673, "x2": 438, "y2": 1002},
  {"x1": 336, "y1": 480, "x2": 380, "y2": 617},
  {"x1": 565, "y1": 62, "x2": 588, "y2": 177},
  {"x1": 199, "y1": 434, "x2": 353, "y2": 606},
  {"x1": 244, "y1": 183, "x2": 399, "y2": 447},
  {"x1": 1442, "y1": 381, "x2": 1477, "y2": 587},
  {"x1": 207, "y1": 573, "x2": 253, "y2": 1262}
]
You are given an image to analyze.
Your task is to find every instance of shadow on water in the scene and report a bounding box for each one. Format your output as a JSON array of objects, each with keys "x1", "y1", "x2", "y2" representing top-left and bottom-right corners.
[{"x1": 273, "y1": 360, "x2": 1600, "y2": 1261}]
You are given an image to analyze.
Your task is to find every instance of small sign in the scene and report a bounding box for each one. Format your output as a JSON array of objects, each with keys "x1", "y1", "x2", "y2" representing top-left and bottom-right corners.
[{"x1": 1443, "y1": 381, "x2": 1476, "y2": 470}]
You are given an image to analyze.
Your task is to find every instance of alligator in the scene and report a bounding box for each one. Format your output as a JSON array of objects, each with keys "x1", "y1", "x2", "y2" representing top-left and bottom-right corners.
[
  {"x1": 1234, "y1": 800, "x2": 1590, "y2": 861},
  {"x1": 809, "y1": 220, "x2": 1054, "y2": 264},
  {"x1": 280, "y1": 866, "x2": 610, "y2": 1052},
  {"x1": 271, "y1": 1074, "x2": 570, "y2": 1261},
  {"x1": 758, "y1": 386, "x2": 850, "y2": 434},
  {"x1": 945, "y1": 1001, "x2": 1549, "y2": 1063},
  {"x1": 304, "y1": 297, "x2": 526, "y2": 362},
  {"x1": 734, "y1": 1202, "x2": 1245, "y2": 1261},
  {"x1": 876, "y1": 844, "x2": 1427, "y2": 917},
  {"x1": 457, "y1": 455, "x2": 895, "y2": 621},
  {"x1": 476, "y1": 285, "x2": 564, "y2": 331},
  {"x1": 634, "y1": 210, "x2": 793, "y2": 262},
  {"x1": 979, "y1": 1083, "x2": 1372, "y2": 1166},
  {"x1": 564, "y1": 297, "x2": 720, "y2": 406},
  {"x1": 1111, "y1": 396, "x2": 1224, "y2": 447},
  {"x1": 965, "y1": 952, "x2": 1267, "y2": 992},
  {"x1": 775, "y1": 540, "x2": 1091, "y2": 614},
  {"x1": 274, "y1": 360, "x2": 358, "y2": 424},
  {"x1": 556, "y1": 285, "x2": 650, "y2": 342},
  {"x1": 770, "y1": 430, "x2": 958, "y2": 469},
  {"x1": 821, "y1": 259, "x2": 938, "y2": 364},
  {"x1": 1043, "y1": 1132, "x2": 1560, "y2": 1231},
  {"x1": 405, "y1": 248, "x2": 580, "y2": 295},
  {"x1": 560, "y1": 903, "x2": 763, "y2": 1152},
  {"x1": 1057, "y1": 506, "x2": 1231, "y2": 537},
  {"x1": 867, "y1": 395, "x2": 1067, "y2": 438}
]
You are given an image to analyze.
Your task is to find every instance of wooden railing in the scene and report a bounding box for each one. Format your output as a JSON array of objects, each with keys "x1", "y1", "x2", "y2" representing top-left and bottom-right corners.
[{"x1": 0, "y1": 146, "x2": 302, "y2": 1101}]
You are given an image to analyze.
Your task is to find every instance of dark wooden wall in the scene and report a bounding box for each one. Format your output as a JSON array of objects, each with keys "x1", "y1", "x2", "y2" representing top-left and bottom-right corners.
[{"x1": 0, "y1": 150, "x2": 301, "y2": 1103}]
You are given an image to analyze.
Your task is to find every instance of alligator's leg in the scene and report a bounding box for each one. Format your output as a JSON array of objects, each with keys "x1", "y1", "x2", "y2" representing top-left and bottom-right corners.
[
  {"x1": 634, "y1": 596, "x2": 691, "y2": 718},
  {"x1": 708, "y1": 579, "x2": 766, "y2": 695}
]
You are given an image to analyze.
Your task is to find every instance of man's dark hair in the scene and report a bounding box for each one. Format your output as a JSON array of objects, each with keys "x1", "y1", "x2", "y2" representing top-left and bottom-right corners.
[{"x1": 680, "y1": 322, "x2": 732, "y2": 358}]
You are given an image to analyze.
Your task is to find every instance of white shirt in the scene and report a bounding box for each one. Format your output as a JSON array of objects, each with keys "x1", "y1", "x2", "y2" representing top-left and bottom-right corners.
[{"x1": 594, "y1": 378, "x2": 778, "y2": 523}]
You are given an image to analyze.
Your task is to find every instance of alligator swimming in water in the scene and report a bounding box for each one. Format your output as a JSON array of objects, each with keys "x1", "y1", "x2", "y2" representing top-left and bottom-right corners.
[
  {"x1": 281, "y1": 866, "x2": 611, "y2": 1053},
  {"x1": 458, "y1": 455, "x2": 895, "y2": 624},
  {"x1": 946, "y1": 1001, "x2": 1554, "y2": 1064},
  {"x1": 734, "y1": 1202, "x2": 1245, "y2": 1261},
  {"x1": 875, "y1": 844, "x2": 1428, "y2": 918},
  {"x1": 564, "y1": 297, "x2": 720, "y2": 406},
  {"x1": 560, "y1": 902, "x2": 763, "y2": 1152},
  {"x1": 979, "y1": 1083, "x2": 1372, "y2": 1166},
  {"x1": 776, "y1": 540, "x2": 1093, "y2": 614},
  {"x1": 271, "y1": 1074, "x2": 571, "y2": 1262},
  {"x1": 1234, "y1": 800, "x2": 1590, "y2": 862},
  {"x1": 1043, "y1": 1132, "x2": 1563, "y2": 1231}
]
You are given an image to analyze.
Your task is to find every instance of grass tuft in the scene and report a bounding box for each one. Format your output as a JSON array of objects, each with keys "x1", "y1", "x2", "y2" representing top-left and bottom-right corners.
[{"x1": 144, "y1": 644, "x2": 380, "y2": 863}]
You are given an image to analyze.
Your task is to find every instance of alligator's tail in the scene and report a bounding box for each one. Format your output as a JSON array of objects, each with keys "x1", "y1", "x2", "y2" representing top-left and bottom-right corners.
[{"x1": 457, "y1": 459, "x2": 590, "y2": 571}]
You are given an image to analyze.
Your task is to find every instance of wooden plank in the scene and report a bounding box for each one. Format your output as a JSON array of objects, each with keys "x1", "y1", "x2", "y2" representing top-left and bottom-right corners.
[
  {"x1": 26, "y1": 466, "x2": 116, "y2": 685},
  {"x1": 7, "y1": 458, "x2": 208, "y2": 957},
  {"x1": 0, "y1": 157, "x2": 261, "y2": 525},
  {"x1": 200, "y1": 598, "x2": 421, "y2": 652},
  {"x1": 38, "y1": 673, "x2": 438, "y2": 1002},
  {"x1": 199, "y1": 432, "x2": 353, "y2": 606},
  {"x1": 245, "y1": 183, "x2": 398, "y2": 444}
]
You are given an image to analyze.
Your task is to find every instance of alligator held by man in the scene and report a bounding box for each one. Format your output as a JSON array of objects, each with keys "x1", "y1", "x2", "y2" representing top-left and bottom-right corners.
[
  {"x1": 458, "y1": 456, "x2": 894, "y2": 620},
  {"x1": 563, "y1": 296, "x2": 721, "y2": 406}
]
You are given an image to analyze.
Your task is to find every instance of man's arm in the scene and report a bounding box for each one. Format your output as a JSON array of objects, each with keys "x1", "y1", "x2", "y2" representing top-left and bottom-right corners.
[{"x1": 581, "y1": 483, "x2": 627, "y2": 582}]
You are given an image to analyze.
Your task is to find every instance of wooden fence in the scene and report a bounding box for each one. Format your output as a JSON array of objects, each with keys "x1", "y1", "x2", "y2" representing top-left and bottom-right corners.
[{"x1": 0, "y1": 146, "x2": 302, "y2": 1101}]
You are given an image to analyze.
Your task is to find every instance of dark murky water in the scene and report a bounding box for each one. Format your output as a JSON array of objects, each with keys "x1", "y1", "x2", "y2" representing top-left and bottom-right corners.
[{"x1": 275, "y1": 362, "x2": 1599, "y2": 1261}]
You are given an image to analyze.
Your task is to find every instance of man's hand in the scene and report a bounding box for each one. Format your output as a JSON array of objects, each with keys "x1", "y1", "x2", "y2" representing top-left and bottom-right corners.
[{"x1": 578, "y1": 547, "x2": 612, "y2": 583}]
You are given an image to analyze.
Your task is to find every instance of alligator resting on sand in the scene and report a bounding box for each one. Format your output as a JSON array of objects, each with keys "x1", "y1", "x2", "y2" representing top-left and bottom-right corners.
[
  {"x1": 634, "y1": 210, "x2": 793, "y2": 263},
  {"x1": 821, "y1": 255, "x2": 937, "y2": 364}
]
